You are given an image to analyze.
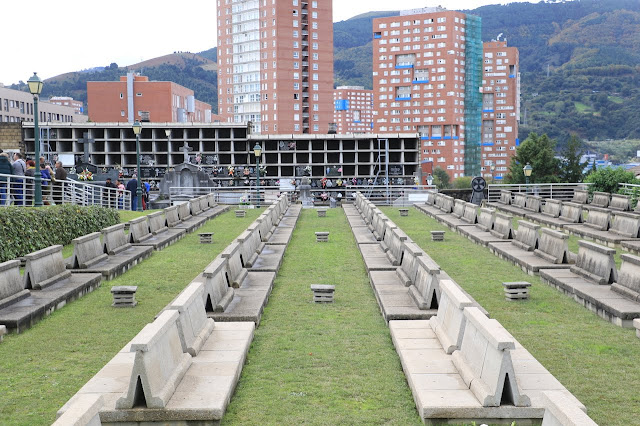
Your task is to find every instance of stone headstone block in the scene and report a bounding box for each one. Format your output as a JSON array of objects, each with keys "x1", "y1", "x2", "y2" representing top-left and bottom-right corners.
[
  {"x1": 148, "y1": 211, "x2": 168, "y2": 234},
  {"x1": 0, "y1": 259, "x2": 28, "y2": 308},
  {"x1": 610, "y1": 194, "x2": 631, "y2": 211},
  {"x1": 535, "y1": 228, "x2": 570, "y2": 264},
  {"x1": 52, "y1": 394, "x2": 104, "y2": 426},
  {"x1": 452, "y1": 199, "x2": 465, "y2": 218},
  {"x1": 461, "y1": 202, "x2": 478, "y2": 224},
  {"x1": 540, "y1": 391, "x2": 597, "y2": 426},
  {"x1": 477, "y1": 208, "x2": 494, "y2": 232},
  {"x1": 178, "y1": 202, "x2": 192, "y2": 221},
  {"x1": 610, "y1": 211, "x2": 640, "y2": 238},
  {"x1": 430, "y1": 279, "x2": 474, "y2": 354},
  {"x1": 571, "y1": 240, "x2": 617, "y2": 285},
  {"x1": 571, "y1": 189, "x2": 589, "y2": 204},
  {"x1": 491, "y1": 212, "x2": 514, "y2": 240},
  {"x1": 116, "y1": 310, "x2": 192, "y2": 410},
  {"x1": 452, "y1": 307, "x2": 530, "y2": 407},
  {"x1": 611, "y1": 254, "x2": 640, "y2": 299},
  {"x1": 102, "y1": 223, "x2": 129, "y2": 255},
  {"x1": 203, "y1": 257, "x2": 234, "y2": 312},
  {"x1": 128, "y1": 216, "x2": 152, "y2": 244},
  {"x1": 23, "y1": 245, "x2": 70, "y2": 290},
  {"x1": 69, "y1": 232, "x2": 107, "y2": 269},
  {"x1": 167, "y1": 281, "x2": 215, "y2": 356},
  {"x1": 559, "y1": 201, "x2": 583, "y2": 224},
  {"x1": 514, "y1": 220, "x2": 540, "y2": 251},
  {"x1": 499, "y1": 190, "x2": 512, "y2": 205},
  {"x1": 584, "y1": 206, "x2": 611, "y2": 231},
  {"x1": 525, "y1": 195, "x2": 542, "y2": 213},
  {"x1": 165, "y1": 205, "x2": 181, "y2": 227},
  {"x1": 590, "y1": 191, "x2": 610, "y2": 208},
  {"x1": 513, "y1": 192, "x2": 527, "y2": 208},
  {"x1": 542, "y1": 199, "x2": 562, "y2": 218}
]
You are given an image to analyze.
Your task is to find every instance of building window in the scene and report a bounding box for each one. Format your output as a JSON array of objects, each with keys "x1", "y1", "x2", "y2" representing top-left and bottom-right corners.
[
  {"x1": 120, "y1": 93, "x2": 123, "y2": 99},
  {"x1": 121, "y1": 110, "x2": 125, "y2": 117},
  {"x1": 313, "y1": 124, "x2": 319, "y2": 131},
  {"x1": 136, "y1": 93, "x2": 142, "y2": 97}
]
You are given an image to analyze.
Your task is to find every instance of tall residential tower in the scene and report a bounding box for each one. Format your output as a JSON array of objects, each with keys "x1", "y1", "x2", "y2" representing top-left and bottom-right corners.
[
  {"x1": 372, "y1": 8, "x2": 484, "y2": 179},
  {"x1": 216, "y1": 0, "x2": 334, "y2": 134}
]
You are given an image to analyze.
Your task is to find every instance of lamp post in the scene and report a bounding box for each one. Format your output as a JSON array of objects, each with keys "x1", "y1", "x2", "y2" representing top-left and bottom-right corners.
[
  {"x1": 27, "y1": 72, "x2": 44, "y2": 207},
  {"x1": 490, "y1": 164, "x2": 496, "y2": 182},
  {"x1": 523, "y1": 163, "x2": 533, "y2": 190},
  {"x1": 132, "y1": 121, "x2": 143, "y2": 211},
  {"x1": 253, "y1": 142, "x2": 262, "y2": 208},
  {"x1": 426, "y1": 173, "x2": 433, "y2": 187}
]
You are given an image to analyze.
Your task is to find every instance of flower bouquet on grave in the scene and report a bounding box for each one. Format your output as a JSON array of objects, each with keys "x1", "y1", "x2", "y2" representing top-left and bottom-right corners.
[
  {"x1": 239, "y1": 191, "x2": 250, "y2": 205},
  {"x1": 78, "y1": 169, "x2": 93, "y2": 181},
  {"x1": 320, "y1": 192, "x2": 329, "y2": 201},
  {"x1": 290, "y1": 179, "x2": 297, "y2": 187},
  {"x1": 303, "y1": 165, "x2": 312, "y2": 176},
  {"x1": 227, "y1": 166, "x2": 235, "y2": 176},
  {"x1": 259, "y1": 165, "x2": 267, "y2": 175}
]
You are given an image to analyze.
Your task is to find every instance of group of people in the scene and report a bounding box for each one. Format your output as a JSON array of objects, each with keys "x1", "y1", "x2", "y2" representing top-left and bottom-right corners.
[
  {"x1": 0, "y1": 150, "x2": 67, "y2": 206},
  {"x1": 104, "y1": 176, "x2": 151, "y2": 211}
]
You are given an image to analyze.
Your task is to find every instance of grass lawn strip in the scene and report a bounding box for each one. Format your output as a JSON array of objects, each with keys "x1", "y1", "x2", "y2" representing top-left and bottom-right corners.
[
  {"x1": 223, "y1": 208, "x2": 421, "y2": 425},
  {"x1": 385, "y1": 206, "x2": 640, "y2": 426},
  {"x1": 0, "y1": 208, "x2": 261, "y2": 425}
]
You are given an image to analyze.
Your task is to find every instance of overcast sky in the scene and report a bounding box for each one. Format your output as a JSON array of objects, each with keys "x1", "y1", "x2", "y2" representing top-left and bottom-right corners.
[{"x1": 1, "y1": 0, "x2": 542, "y2": 86}]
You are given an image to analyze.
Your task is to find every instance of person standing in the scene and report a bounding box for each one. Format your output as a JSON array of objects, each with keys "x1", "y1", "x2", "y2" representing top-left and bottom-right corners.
[
  {"x1": 24, "y1": 160, "x2": 36, "y2": 206},
  {"x1": 39, "y1": 157, "x2": 52, "y2": 205},
  {"x1": 104, "y1": 178, "x2": 117, "y2": 208},
  {"x1": 0, "y1": 152, "x2": 12, "y2": 205},
  {"x1": 116, "y1": 179, "x2": 125, "y2": 209},
  {"x1": 126, "y1": 175, "x2": 138, "y2": 211},
  {"x1": 11, "y1": 153, "x2": 26, "y2": 206},
  {"x1": 53, "y1": 161, "x2": 67, "y2": 205}
]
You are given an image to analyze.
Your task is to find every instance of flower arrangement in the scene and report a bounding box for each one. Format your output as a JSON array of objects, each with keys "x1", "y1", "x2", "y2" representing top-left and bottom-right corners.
[
  {"x1": 227, "y1": 166, "x2": 235, "y2": 176},
  {"x1": 78, "y1": 169, "x2": 94, "y2": 181},
  {"x1": 304, "y1": 165, "x2": 312, "y2": 175},
  {"x1": 320, "y1": 192, "x2": 329, "y2": 201},
  {"x1": 244, "y1": 168, "x2": 250, "y2": 176},
  {"x1": 290, "y1": 179, "x2": 297, "y2": 186},
  {"x1": 259, "y1": 165, "x2": 267, "y2": 175}
]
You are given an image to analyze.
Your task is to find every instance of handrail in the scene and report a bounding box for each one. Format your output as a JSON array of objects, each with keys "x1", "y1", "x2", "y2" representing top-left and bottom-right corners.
[
  {"x1": 487, "y1": 182, "x2": 591, "y2": 202},
  {"x1": 168, "y1": 184, "x2": 437, "y2": 206},
  {"x1": 0, "y1": 173, "x2": 131, "y2": 210}
]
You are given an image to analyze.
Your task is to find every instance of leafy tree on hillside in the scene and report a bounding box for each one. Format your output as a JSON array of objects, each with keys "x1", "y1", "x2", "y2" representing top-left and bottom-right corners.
[
  {"x1": 505, "y1": 133, "x2": 561, "y2": 184},
  {"x1": 584, "y1": 166, "x2": 637, "y2": 193},
  {"x1": 560, "y1": 135, "x2": 587, "y2": 182}
]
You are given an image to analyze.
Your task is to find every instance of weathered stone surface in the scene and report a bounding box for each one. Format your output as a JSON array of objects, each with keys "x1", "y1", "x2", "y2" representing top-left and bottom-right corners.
[
  {"x1": 451, "y1": 199, "x2": 466, "y2": 219},
  {"x1": 167, "y1": 281, "x2": 215, "y2": 356},
  {"x1": 571, "y1": 189, "x2": 589, "y2": 204},
  {"x1": 534, "y1": 228, "x2": 570, "y2": 265},
  {"x1": 0, "y1": 260, "x2": 28, "y2": 309},
  {"x1": 609, "y1": 211, "x2": 640, "y2": 238},
  {"x1": 116, "y1": 310, "x2": 192, "y2": 409},
  {"x1": 490, "y1": 212, "x2": 514, "y2": 240},
  {"x1": 524, "y1": 195, "x2": 542, "y2": 213},
  {"x1": 52, "y1": 394, "x2": 103, "y2": 426},
  {"x1": 129, "y1": 214, "x2": 186, "y2": 251},
  {"x1": 570, "y1": 240, "x2": 617, "y2": 285},
  {"x1": 165, "y1": 205, "x2": 181, "y2": 228},
  {"x1": 559, "y1": 202, "x2": 583, "y2": 224},
  {"x1": 540, "y1": 391, "x2": 597, "y2": 426},
  {"x1": 68, "y1": 232, "x2": 108, "y2": 270},
  {"x1": 589, "y1": 191, "x2": 610, "y2": 208},
  {"x1": 610, "y1": 193, "x2": 631, "y2": 211},
  {"x1": 461, "y1": 202, "x2": 478, "y2": 224},
  {"x1": 542, "y1": 199, "x2": 562, "y2": 218},
  {"x1": 429, "y1": 280, "x2": 474, "y2": 354},
  {"x1": 513, "y1": 221, "x2": 540, "y2": 251},
  {"x1": 611, "y1": 254, "x2": 640, "y2": 301},
  {"x1": 475, "y1": 208, "x2": 494, "y2": 232},
  {"x1": 452, "y1": 307, "x2": 530, "y2": 407}
]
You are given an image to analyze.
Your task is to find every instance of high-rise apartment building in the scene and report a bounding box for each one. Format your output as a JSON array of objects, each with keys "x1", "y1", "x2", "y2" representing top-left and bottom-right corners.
[
  {"x1": 481, "y1": 40, "x2": 520, "y2": 181},
  {"x1": 333, "y1": 86, "x2": 374, "y2": 134},
  {"x1": 372, "y1": 8, "x2": 484, "y2": 179},
  {"x1": 216, "y1": 0, "x2": 334, "y2": 134}
]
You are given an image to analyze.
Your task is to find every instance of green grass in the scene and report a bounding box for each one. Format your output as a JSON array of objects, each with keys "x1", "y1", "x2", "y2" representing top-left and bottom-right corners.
[
  {"x1": 383, "y1": 206, "x2": 640, "y2": 426},
  {"x1": 608, "y1": 95, "x2": 624, "y2": 104},
  {"x1": 223, "y1": 208, "x2": 420, "y2": 425},
  {"x1": 0, "y1": 208, "x2": 262, "y2": 426}
]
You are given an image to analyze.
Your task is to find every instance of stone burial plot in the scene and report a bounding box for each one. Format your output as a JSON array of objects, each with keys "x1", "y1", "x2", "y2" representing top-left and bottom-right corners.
[
  {"x1": 389, "y1": 280, "x2": 592, "y2": 423},
  {"x1": 583, "y1": 191, "x2": 610, "y2": 211},
  {"x1": 457, "y1": 208, "x2": 514, "y2": 247},
  {"x1": 171, "y1": 199, "x2": 208, "y2": 232},
  {"x1": 128, "y1": 211, "x2": 187, "y2": 251},
  {"x1": 539, "y1": 240, "x2": 640, "y2": 327},
  {"x1": 489, "y1": 221, "x2": 573, "y2": 275},
  {"x1": 0, "y1": 245, "x2": 102, "y2": 333},
  {"x1": 195, "y1": 194, "x2": 231, "y2": 220},
  {"x1": 56, "y1": 281, "x2": 254, "y2": 424},
  {"x1": 414, "y1": 190, "x2": 445, "y2": 217},
  {"x1": 565, "y1": 210, "x2": 640, "y2": 248},
  {"x1": 66, "y1": 230, "x2": 153, "y2": 280},
  {"x1": 436, "y1": 200, "x2": 478, "y2": 231},
  {"x1": 492, "y1": 191, "x2": 529, "y2": 217}
]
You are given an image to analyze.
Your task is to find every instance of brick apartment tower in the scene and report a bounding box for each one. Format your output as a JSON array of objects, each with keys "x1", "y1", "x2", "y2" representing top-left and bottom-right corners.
[
  {"x1": 372, "y1": 8, "x2": 483, "y2": 179},
  {"x1": 481, "y1": 40, "x2": 520, "y2": 181},
  {"x1": 333, "y1": 86, "x2": 374, "y2": 134},
  {"x1": 216, "y1": 0, "x2": 334, "y2": 134}
]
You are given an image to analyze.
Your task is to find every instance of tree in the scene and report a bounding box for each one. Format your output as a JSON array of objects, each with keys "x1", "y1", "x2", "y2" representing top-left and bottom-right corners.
[
  {"x1": 452, "y1": 176, "x2": 472, "y2": 189},
  {"x1": 560, "y1": 134, "x2": 587, "y2": 182},
  {"x1": 505, "y1": 133, "x2": 561, "y2": 184},
  {"x1": 584, "y1": 166, "x2": 637, "y2": 194},
  {"x1": 432, "y1": 167, "x2": 450, "y2": 189}
]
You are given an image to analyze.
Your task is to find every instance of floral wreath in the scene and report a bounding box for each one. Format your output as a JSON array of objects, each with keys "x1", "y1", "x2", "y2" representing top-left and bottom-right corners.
[{"x1": 78, "y1": 169, "x2": 94, "y2": 181}]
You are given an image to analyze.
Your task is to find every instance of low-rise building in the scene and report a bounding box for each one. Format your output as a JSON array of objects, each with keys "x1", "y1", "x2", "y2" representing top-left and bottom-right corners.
[{"x1": 0, "y1": 86, "x2": 87, "y2": 124}]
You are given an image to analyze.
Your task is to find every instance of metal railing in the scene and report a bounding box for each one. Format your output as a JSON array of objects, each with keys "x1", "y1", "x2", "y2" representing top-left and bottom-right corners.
[
  {"x1": 618, "y1": 182, "x2": 640, "y2": 198},
  {"x1": 168, "y1": 184, "x2": 437, "y2": 207},
  {"x1": 487, "y1": 183, "x2": 591, "y2": 202},
  {"x1": 0, "y1": 173, "x2": 131, "y2": 210}
]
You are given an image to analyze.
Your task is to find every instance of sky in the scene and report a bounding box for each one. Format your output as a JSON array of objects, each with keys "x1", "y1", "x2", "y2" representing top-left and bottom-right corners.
[{"x1": 1, "y1": 0, "x2": 543, "y2": 86}]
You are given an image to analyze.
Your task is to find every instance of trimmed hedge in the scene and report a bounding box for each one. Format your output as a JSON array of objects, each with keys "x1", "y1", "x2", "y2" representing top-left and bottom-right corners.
[{"x1": 0, "y1": 205, "x2": 119, "y2": 262}]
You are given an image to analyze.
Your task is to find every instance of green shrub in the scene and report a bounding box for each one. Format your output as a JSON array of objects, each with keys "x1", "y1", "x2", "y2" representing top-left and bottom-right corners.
[
  {"x1": 583, "y1": 166, "x2": 637, "y2": 194},
  {"x1": 0, "y1": 205, "x2": 119, "y2": 262},
  {"x1": 452, "y1": 176, "x2": 473, "y2": 189}
]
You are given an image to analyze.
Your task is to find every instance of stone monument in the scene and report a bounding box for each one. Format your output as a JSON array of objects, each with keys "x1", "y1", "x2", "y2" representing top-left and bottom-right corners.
[
  {"x1": 470, "y1": 176, "x2": 486, "y2": 205},
  {"x1": 299, "y1": 175, "x2": 314, "y2": 208}
]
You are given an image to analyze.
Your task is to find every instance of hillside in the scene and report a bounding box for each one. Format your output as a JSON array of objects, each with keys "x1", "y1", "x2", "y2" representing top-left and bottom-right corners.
[{"x1": 10, "y1": 52, "x2": 218, "y2": 114}]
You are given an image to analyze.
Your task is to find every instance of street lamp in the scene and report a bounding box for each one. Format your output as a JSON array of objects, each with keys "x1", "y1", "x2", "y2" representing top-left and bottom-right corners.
[
  {"x1": 132, "y1": 121, "x2": 143, "y2": 211},
  {"x1": 490, "y1": 164, "x2": 496, "y2": 181},
  {"x1": 253, "y1": 142, "x2": 262, "y2": 208},
  {"x1": 523, "y1": 163, "x2": 533, "y2": 187},
  {"x1": 27, "y1": 72, "x2": 44, "y2": 207},
  {"x1": 426, "y1": 173, "x2": 433, "y2": 187}
]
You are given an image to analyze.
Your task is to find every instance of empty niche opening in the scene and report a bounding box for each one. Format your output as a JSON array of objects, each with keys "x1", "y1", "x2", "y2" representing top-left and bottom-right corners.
[
  {"x1": 205, "y1": 294, "x2": 214, "y2": 314},
  {"x1": 132, "y1": 375, "x2": 148, "y2": 408},
  {"x1": 429, "y1": 291, "x2": 439, "y2": 310},
  {"x1": 500, "y1": 373, "x2": 515, "y2": 406}
]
